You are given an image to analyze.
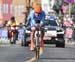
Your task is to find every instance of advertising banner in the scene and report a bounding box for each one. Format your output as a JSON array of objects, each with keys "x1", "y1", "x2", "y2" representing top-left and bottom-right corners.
[
  {"x1": 18, "y1": 29, "x2": 23, "y2": 39},
  {"x1": 1, "y1": 29, "x2": 8, "y2": 38}
]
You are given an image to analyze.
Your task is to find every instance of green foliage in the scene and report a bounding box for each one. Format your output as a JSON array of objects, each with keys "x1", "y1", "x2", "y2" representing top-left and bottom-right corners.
[{"x1": 71, "y1": 3, "x2": 75, "y2": 15}]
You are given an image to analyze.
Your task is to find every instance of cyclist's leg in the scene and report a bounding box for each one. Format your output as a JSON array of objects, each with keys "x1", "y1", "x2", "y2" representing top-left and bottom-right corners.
[
  {"x1": 30, "y1": 27, "x2": 36, "y2": 51},
  {"x1": 40, "y1": 27, "x2": 44, "y2": 48},
  {"x1": 15, "y1": 29, "x2": 18, "y2": 40},
  {"x1": 40, "y1": 27, "x2": 44, "y2": 55}
]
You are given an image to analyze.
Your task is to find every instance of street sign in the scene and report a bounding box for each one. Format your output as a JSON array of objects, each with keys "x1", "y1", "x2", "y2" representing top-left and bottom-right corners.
[{"x1": 66, "y1": 0, "x2": 74, "y2": 4}]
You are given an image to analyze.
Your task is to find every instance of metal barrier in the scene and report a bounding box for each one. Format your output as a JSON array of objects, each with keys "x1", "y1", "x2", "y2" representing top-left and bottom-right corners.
[
  {"x1": 18, "y1": 28, "x2": 23, "y2": 40},
  {"x1": 0, "y1": 28, "x2": 24, "y2": 40},
  {"x1": 0, "y1": 28, "x2": 8, "y2": 39}
]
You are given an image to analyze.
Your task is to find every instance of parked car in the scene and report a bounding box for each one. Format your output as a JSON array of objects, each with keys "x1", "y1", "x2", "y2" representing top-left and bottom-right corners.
[{"x1": 21, "y1": 19, "x2": 65, "y2": 47}]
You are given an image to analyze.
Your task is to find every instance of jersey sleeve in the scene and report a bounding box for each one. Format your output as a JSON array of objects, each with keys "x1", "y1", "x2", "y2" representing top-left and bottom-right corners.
[
  {"x1": 29, "y1": 11, "x2": 36, "y2": 27},
  {"x1": 40, "y1": 11, "x2": 46, "y2": 26}
]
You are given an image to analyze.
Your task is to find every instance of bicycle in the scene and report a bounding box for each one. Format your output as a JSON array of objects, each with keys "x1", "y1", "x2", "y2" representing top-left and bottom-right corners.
[
  {"x1": 7, "y1": 25, "x2": 18, "y2": 44},
  {"x1": 34, "y1": 25, "x2": 40, "y2": 60},
  {"x1": 34, "y1": 20, "x2": 45, "y2": 60}
]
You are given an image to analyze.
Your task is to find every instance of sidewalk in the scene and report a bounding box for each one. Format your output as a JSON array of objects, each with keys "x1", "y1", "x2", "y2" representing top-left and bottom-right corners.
[{"x1": 65, "y1": 41, "x2": 75, "y2": 46}]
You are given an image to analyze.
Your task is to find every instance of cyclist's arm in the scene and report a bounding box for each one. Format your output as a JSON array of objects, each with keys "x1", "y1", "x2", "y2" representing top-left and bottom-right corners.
[
  {"x1": 40, "y1": 11, "x2": 46, "y2": 26},
  {"x1": 25, "y1": 12, "x2": 30, "y2": 26},
  {"x1": 15, "y1": 21, "x2": 19, "y2": 27},
  {"x1": 6, "y1": 21, "x2": 10, "y2": 27},
  {"x1": 26, "y1": 9, "x2": 33, "y2": 26},
  {"x1": 29, "y1": 11, "x2": 36, "y2": 27}
]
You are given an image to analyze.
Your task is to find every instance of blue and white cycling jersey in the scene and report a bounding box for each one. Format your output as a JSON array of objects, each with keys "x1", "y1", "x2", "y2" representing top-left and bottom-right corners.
[{"x1": 29, "y1": 10, "x2": 46, "y2": 27}]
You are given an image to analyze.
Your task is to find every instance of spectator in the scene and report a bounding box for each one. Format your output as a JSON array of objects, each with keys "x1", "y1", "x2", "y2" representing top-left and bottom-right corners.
[
  {"x1": 64, "y1": 14, "x2": 73, "y2": 42},
  {"x1": 3, "y1": 20, "x2": 8, "y2": 29}
]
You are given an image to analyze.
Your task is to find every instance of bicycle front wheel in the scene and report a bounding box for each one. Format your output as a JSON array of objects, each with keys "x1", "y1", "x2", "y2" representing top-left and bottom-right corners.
[{"x1": 35, "y1": 47, "x2": 40, "y2": 59}]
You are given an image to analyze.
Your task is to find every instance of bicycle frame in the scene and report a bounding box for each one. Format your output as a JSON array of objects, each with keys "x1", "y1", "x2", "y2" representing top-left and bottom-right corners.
[
  {"x1": 34, "y1": 26, "x2": 47, "y2": 60},
  {"x1": 34, "y1": 27, "x2": 40, "y2": 60}
]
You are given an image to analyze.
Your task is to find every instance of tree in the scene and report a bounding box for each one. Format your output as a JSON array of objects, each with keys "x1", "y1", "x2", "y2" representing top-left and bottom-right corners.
[
  {"x1": 71, "y1": 3, "x2": 75, "y2": 15},
  {"x1": 53, "y1": 0, "x2": 64, "y2": 15}
]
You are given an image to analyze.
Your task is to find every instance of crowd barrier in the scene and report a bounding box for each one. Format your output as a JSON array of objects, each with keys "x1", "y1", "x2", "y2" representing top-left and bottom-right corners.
[
  {"x1": 0, "y1": 28, "x2": 24, "y2": 40},
  {"x1": 0, "y1": 27, "x2": 73, "y2": 41}
]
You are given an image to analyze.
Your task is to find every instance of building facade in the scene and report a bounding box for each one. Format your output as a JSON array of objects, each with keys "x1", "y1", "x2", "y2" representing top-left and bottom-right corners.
[
  {"x1": 0, "y1": 0, "x2": 56, "y2": 24},
  {"x1": 0, "y1": 0, "x2": 28, "y2": 24},
  {"x1": 0, "y1": 0, "x2": 2, "y2": 24}
]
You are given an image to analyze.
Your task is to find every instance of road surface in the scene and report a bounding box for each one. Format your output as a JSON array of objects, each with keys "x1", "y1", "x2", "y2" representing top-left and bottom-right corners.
[{"x1": 0, "y1": 44, "x2": 75, "y2": 62}]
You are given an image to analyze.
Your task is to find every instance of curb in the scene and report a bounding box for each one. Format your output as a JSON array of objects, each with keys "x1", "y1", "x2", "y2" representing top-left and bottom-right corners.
[{"x1": 0, "y1": 39, "x2": 21, "y2": 44}]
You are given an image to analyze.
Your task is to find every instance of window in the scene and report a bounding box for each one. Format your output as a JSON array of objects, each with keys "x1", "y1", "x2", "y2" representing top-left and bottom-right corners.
[
  {"x1": 0, "y1": 4, "x2": 2, "y2": 16},
  {"x1": 3, "y1": 4, "x2": 8, "y2": 14},
  {"x1": 14, "y1": 5, "x2": 24, "y2": 16},
  {"x1": 14, "y1": 6, "x2": 18, "y2": 16},
  {"x1": 18, "y1": 6, "x2": 22, "y2": 16},
  {"x1": 18, "y1": 5, "x2": 24, "y2": 16},
  {"x1": 46, "y1": 20, "x2": 58, "y2": 26},
  {"x1": 10, "y1": 4, "x2": 13, "y2": 15}
]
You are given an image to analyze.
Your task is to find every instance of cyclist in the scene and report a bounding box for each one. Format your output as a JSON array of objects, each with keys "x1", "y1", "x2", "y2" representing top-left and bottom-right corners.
[
  {"x1": 28, "y1": 5, "x2": 46, "y2": 54},
  {"x1": 6, "y1": 16, "x2": 19, "y2": 41},
  {"x1": 7, "y1": 16, "x2": 19, "y2": 27}
]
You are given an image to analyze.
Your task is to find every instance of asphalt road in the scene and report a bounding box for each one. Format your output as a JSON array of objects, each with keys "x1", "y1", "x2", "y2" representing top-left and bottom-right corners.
[
  {"x1": 0, "y1": 44, "x2": 75, "y2": 62},
  {"x1": 0, "y1": 44, "x2": 35, "y2": 62},
  {"x1": 40, "y1": 46, "x2": 75, "y2": 62}
]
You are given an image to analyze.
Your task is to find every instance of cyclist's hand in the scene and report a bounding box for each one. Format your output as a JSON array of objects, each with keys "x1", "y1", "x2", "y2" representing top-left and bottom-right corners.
[
  {"x1": 35, "y1": 24, "x2": 40, "y2": 27},
  {"x1": 31, "y1": 27, "x2": 36, "y2": 30},
  {"x1": 39, "y1": 24, "x2": 42, "y2": 27}
]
